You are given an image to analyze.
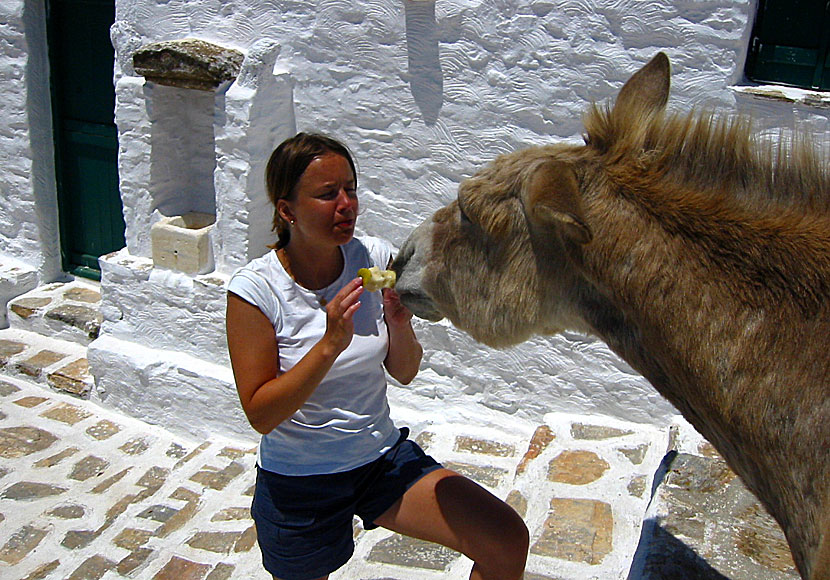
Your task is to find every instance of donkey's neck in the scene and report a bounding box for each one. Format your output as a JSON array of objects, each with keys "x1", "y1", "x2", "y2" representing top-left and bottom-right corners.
[{"x1": 570, "y1": 184, "x2": 830, "y2": 571}]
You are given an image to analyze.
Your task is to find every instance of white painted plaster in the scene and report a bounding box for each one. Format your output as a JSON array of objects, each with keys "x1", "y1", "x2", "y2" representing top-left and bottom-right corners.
[
  {"x1": 0, "y1": 0, "x2": 62, "y2": 283},
  {"x1": 0, "y1": 257, "x2": 38, "y2": 328},
  {"x1": 87, "y1": 333, "x2": 250, "y2": 440},
  {"x1": 97, "y1": 249, "x2": 230, "y2": 365},
  {"x1": 212, "y1": 58, "x2": 296, "y2": 273},
  {"x1": 2, "y1": 0, "x2": 830, "y2": 438}
]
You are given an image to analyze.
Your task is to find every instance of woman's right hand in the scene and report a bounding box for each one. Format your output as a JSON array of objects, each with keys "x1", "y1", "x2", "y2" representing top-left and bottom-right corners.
[
  {"x1": 227, "y1": 280, "x2": 363, "y2": 435},
  {"x1": 320, "y1": 277, "x2": 364, "y2": 355}
]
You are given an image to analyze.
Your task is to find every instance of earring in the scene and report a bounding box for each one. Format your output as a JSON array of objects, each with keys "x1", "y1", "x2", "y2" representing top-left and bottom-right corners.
[{"x1": 290, "y1": 219, "x2": 296, "y2": 225}]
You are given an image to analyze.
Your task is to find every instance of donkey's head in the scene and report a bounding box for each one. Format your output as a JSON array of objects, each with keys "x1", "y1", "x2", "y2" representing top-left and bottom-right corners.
[{"x1": 392, "y1": 53, "x2": 671, "y2": 347}]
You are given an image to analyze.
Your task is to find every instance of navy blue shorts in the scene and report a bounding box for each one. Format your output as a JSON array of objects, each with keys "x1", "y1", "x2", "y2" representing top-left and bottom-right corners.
[{"x1": 251, "y1": 428, "x2": 442, "y2": 580}]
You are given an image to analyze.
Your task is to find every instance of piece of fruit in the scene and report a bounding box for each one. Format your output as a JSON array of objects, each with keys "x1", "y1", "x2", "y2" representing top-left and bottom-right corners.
[{"x1": 358, "y1": 267, "x2": 396, "y2": 291}]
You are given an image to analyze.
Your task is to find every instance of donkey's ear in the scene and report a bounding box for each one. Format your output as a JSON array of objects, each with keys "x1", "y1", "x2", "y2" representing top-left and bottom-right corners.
[
  {"x1": 612, "y1": 52, "x2": 670, "y2": 121},
  {"x1": 523, "y1": 159, "x2": 592, "y2": 245}
]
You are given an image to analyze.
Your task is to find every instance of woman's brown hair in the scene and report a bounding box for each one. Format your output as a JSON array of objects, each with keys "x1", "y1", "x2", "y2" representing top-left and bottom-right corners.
[{"x1": 265, "y1": 132, "x2": 357, "y2": 249}]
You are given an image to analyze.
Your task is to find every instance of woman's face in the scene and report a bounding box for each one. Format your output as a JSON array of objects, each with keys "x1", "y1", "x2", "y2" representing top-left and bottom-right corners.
[{"x1": 279, "y1": 152, "x2": 358, "y2": 249}]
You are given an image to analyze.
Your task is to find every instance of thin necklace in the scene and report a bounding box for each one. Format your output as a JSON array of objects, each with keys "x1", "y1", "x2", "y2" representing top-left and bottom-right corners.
[{"x1": 278, "y1": 248, "x2": 336, "y2": 306}]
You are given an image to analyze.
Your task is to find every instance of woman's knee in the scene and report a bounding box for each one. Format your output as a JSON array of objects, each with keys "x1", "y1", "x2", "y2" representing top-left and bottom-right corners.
[
  {"x1": 500, "y1": 510, "x2": 530, "y2": 567},
  {"x1": 473, "y1": 504, "x2": 529, "y2": 578}
]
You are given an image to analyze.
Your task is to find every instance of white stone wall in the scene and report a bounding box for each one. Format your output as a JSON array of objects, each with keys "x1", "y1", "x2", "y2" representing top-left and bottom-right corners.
[
  {"x1": 108, "y1": 0, "x2": 830, "y2": 429},
  {"x1": 0, "y1": 0, "x2": 62, "y2": 283},
  {"x1": 4, "y1": 0, "x2": 830, "y2": 436}
]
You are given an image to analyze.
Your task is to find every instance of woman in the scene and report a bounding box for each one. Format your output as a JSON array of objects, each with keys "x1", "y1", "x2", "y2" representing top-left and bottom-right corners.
[{"x1": 226, "y1": 132, "x2": 528, "y2": 580}]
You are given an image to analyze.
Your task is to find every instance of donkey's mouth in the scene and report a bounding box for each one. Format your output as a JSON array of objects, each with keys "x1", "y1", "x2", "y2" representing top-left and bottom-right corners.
[{"x1": 398, "y1": 290, "x2": 444, "y2": 322}]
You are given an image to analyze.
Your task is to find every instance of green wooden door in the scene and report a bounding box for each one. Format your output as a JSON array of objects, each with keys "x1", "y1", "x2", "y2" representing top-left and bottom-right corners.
[{"x1": 47, "y1": 0, "x2": 124, "y2": 280}]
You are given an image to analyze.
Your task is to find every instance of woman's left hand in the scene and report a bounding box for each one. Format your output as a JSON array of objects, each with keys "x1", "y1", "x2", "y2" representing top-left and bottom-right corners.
[
  {"x1": 382, "y1": 288, "x2": 413, "y2": 328},
  {"x1": 382, "y1": 286, "x2": 421, "y2": 384}
]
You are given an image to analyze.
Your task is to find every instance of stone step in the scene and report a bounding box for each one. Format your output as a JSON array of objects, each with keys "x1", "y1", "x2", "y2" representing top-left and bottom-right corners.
[
  {"x1": 0, "y1": 257, "x2": 38, "y2": 329},
  {"x1": 0, "y1": 327, "x2": 93, "y2": 397},
  {"x1": 6, "y1": 280, "x2": 102, "y2": 347}
]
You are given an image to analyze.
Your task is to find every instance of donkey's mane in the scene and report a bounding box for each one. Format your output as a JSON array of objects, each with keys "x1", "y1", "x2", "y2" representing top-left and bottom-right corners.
[
  {"x1": 582, "y1": 103, "x2": 830, "y2": 316},
  {"x1": 583, "y1": 103, "x2": 830, "y2": 214}
]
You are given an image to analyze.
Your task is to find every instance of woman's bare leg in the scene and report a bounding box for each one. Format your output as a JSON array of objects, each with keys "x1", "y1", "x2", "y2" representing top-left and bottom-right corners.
[{"x1": 372, "y1": 468, "x2": 529, "y2": 580}]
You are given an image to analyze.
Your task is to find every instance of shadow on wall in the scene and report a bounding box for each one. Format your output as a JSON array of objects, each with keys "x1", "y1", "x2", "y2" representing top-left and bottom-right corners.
[
  {"x1": 147, "y1": 84, "x2": 217, "y2": 218},
  {"x1": 404, "y1": 0, "x2": 443, "y2": 125},
  {"x1": 24, "y1": 0, "x2": 61, "y2": 262}
]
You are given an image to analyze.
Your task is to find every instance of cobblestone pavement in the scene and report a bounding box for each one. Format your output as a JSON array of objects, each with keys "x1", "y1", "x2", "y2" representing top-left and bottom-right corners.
[{"x1": 0, "y1": 280, "x2": 801, "y2": 580}]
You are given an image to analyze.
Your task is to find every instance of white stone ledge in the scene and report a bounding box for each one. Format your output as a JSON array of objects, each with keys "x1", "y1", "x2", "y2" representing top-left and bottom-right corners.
[
  {"x1": 731, "y1": 84, "x2": 830, "y2": 109},
  {"x1": 99, "y1": 249, "x2": 230, "y2": 366},
  {"x1": 88, "y1": 333, "x2": 253, "y2": 442},
  {"x1": 0, "y1": 257, "x2": 38, "y2": 329}
]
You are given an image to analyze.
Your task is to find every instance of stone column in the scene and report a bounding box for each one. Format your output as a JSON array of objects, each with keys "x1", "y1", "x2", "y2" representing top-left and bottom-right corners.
[{"x1": 212, "y1": 39, "x2": 295, "y2": 274}]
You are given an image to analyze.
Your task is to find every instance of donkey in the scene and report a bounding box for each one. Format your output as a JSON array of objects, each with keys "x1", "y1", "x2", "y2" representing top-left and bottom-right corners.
[{"x1": 392, "y1": 53, "x2": 829, "y2": 580}]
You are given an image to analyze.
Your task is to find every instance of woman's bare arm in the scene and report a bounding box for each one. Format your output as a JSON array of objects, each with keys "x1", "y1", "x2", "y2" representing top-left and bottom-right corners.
[
  {"x1": 226, "y1": 279, "x2": 363, "y2": 434},
  {"x1": 382, "y1": 288, "x2": 422, "y2": 384}
]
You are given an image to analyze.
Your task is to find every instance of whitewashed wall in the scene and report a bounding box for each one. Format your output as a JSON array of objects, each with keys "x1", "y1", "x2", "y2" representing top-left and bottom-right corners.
[
  {"x1": 0, "y1": 0, "x2": 61, "y2": 283},
  {"x1": 4, "y1": 0, "x2": 830, "y2": 437}
]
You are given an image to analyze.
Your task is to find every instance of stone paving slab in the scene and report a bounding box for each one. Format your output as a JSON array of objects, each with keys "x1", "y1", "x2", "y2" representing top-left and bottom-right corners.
[
  {"x1": 631, "y1": 446, "x2": 798, "y2": 580},
  {"x1": 0, "y1": 374, "x2": 266, "y2": 580},
  {"x1": 7, "y1": 281, "x2": 102, "y2": 346},
  {"x1": 0, "y1": 328, "x2": 93, "y2": 397}
]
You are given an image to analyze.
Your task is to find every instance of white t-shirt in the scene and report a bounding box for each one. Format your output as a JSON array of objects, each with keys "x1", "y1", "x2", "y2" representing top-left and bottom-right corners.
[{"x1": 227, "y1": 236, "x2": 400, "y2": 475}]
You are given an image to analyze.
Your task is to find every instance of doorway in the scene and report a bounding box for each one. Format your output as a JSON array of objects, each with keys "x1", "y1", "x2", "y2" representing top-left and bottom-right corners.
[{"x1": 47, "y1": 0, "x2": 124, "y2": 280}]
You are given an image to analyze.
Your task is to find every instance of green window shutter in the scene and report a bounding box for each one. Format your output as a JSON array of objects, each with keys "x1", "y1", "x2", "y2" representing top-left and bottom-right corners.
[{"x1": 745, "y1": 0, "x2": 830, "y2": 90}]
